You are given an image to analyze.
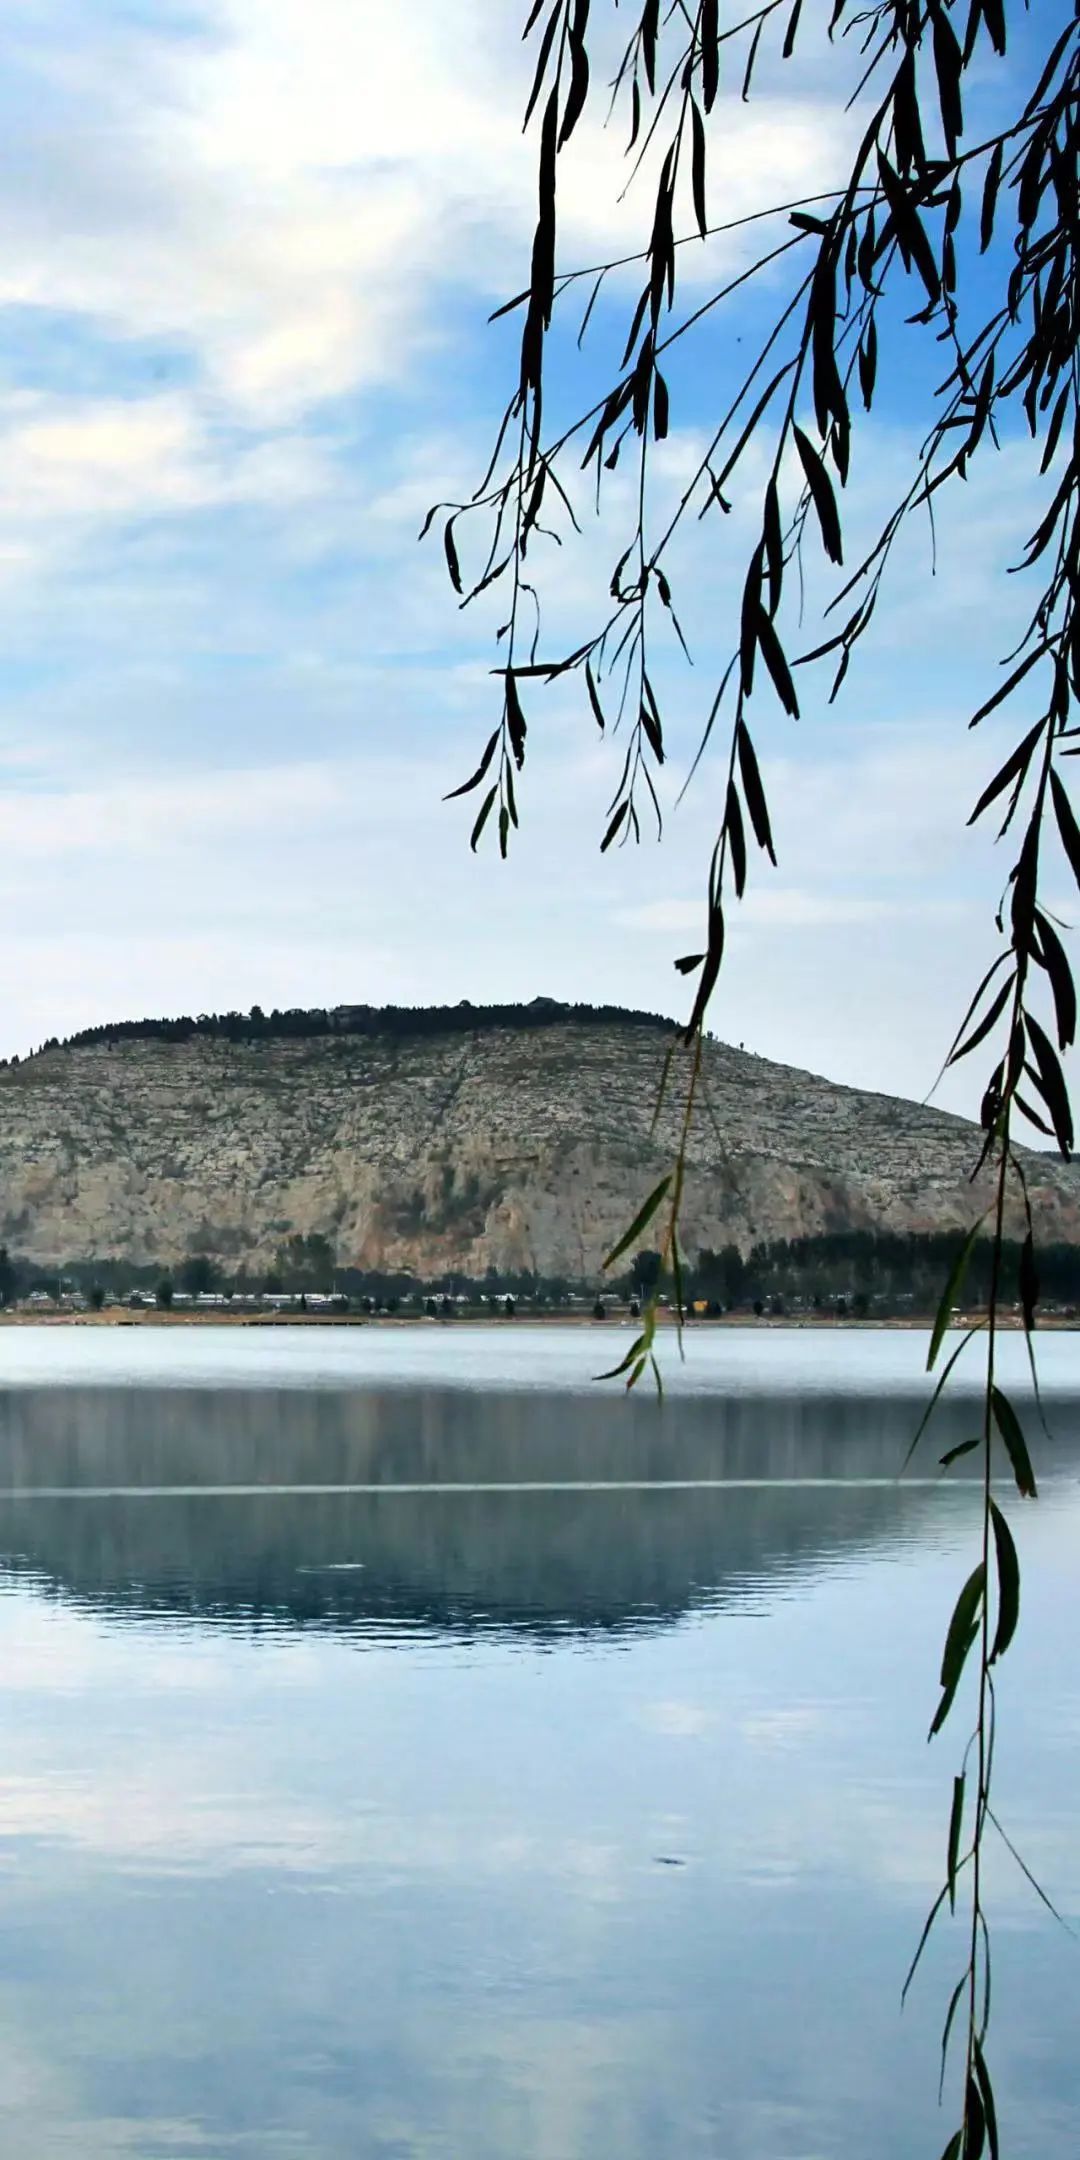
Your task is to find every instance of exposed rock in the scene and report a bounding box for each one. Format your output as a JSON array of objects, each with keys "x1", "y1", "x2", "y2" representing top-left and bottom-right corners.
[{"x1": 0, "y1": 1013, "x2": 1076, "y2": 1272}]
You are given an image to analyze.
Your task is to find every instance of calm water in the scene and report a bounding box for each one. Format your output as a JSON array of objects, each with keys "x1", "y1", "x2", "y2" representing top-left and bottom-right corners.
[{"x1": 0, "y1": 1326, "x2": 1076, "y2": 2159}]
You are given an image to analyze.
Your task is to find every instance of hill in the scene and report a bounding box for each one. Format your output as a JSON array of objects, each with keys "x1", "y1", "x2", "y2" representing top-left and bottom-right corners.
[{"x1": 0, "y1": 1001, "x2": 1076, "y2": 1276}]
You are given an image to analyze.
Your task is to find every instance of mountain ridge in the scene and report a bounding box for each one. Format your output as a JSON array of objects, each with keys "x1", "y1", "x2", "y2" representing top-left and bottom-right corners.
[{"x1": 0, "y1": 1002, "x2": 1076, "y2": 1274}]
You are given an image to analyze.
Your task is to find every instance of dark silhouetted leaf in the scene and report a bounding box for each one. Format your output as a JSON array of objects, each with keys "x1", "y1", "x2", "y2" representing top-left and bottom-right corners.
[
  {"x1": 947, "y1": 1773, "x2": 965, "y2": 1912},
  {"x1": 940, "y1": 1437, "x2": 980, "y2": 1468},
  {"x1": 981, "y1": 139, "x2": 1003, "y2": 251},
  {"x1": 858, "y1": 316, "x2": 877, "y2": 410},
  {"x1": 948, "y1": 975, "x2": 1013, "y2": 1066},
  {"x1": 701, "y1": 0, "x2": 719, "y2": 109},
  {"x1": 726, "y1": 780, "x2": 746, "y2": 898},
  {"x1": 444, "y1": 518, "x2": 463, "y2": 595},
  {"x1": 736, "y1": 720, "x2": 777, "y2": 864},
  {"x1": 505, "y1": 672, "x2": 527, "y2": 770},
  {"x1": 653, "y1": 369, "x2": 669, "y2": 440},
  {"x1": 557, "y1": 25, "x2": 589, "y2": 149},
  {"x1": 1041, "y1": 383, "x2": 1070, "y2": 473},
  {"x1": 989, "y1": 1499, "x2": 1020, "y2": 1664},
  {"x1": 878, "y1": 149, "x2": 941, "y2": 304},
  {"x1": 470, "y1": 784, "x2": 497, "y2": 852},
  {"x1": 445, "y1": 728, "x2": 500, "y2": 801},
  {"x1": 1035, "y1": 909, "x2": 1077, "y2": 1049},
  {"x1": 585, "y1": 658, "x2": 606, "y2": 732},
  {"x1": 523, "y1": 3, "x2": 560, "y2": 130},
  {"x1": 794, "y1": 426, "x2": 843, "y2": 564},
  {"x1": 690, "y1": 98, "x2": 707, "y2": 237},
  {"x1": 763, "y1": 480, "x2": 783, "y2": 615},
  {"x1": 967, "y1": 720, "x2": 1044, "y2": 827},
  {"x1": 991, "y1": 1386, "x2": 1037, "y2": 1498},
  {"x1": 740, "y1": 547, "x2": 763, "y2": 698},
  {"x1": 755, "y1": 606, "x2": 800, "y2": 717},
  {"x1": 964, "y1": 2074, "x2": 987, "y2": 2160},
  {"x1": 1026, "y1": 1010, "x2": 1073, "y2": 1155},
  {"x1": 601, "y1": 800, "x2": 628, "y2": 853},
  {"x1": 674, "y1": 951, "x2": 704, "y2": 975},
  {"x1": 741, "y1": 15, "x2": 763, "y2": 101},
  {"x1": 932, "y1": 7, "x2": 964, "y2": 158},
  {"x1": 1051, "y1": 769, "x2": 1080, "y2": 893},
  {"x1": 973, "y1": 2039, "x2": 1000, "y2": 2160}
]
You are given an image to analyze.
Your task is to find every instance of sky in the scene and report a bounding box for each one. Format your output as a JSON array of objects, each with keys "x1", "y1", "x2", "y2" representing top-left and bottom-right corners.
[{"x1": 0, "y1": 0, "x2": 1069, "y2": 1119}]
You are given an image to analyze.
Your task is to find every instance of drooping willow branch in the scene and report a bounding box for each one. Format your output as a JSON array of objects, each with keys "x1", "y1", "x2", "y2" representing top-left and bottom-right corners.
[{"x1": 428, "y1": 6, "x2": 1079, "y2": 2153}]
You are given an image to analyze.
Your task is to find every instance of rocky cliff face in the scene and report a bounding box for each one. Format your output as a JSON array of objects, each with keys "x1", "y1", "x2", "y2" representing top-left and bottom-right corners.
[{"x1": 0, "y1": 1016, "x2": 1076, "y2": 1273}]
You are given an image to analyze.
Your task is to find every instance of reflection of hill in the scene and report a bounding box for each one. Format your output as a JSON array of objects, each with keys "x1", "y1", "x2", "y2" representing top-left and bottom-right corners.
[{"x1": 0, "y1": 1386, "x2": 1069, "y2": 1639}]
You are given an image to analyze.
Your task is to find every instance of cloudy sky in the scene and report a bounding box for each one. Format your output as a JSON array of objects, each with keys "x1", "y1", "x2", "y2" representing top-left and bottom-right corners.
[{"x1": 0, "y1": 1, "x2": 1066, "y2": 1117}]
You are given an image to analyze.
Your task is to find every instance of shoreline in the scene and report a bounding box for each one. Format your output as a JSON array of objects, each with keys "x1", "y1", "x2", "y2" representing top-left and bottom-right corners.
[{"x1": 0, "y1": 1310, "x2": 1073, "y2": 1332}]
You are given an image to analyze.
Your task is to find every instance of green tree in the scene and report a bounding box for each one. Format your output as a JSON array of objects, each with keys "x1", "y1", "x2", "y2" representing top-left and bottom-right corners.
[
  {"x1": 155, "y1": 1278, "x2": 174, "y2": 1311},
  {"x1": 631, "y1": 1248, "x2": 663, "y2": 1296},
  {"x1": 181, "y1": 1254, "x2": 217, "y2": 1297},
  {"x1": 88, "y1": 1284, "x2": 106, "y2": 1313},
  {"x1": 0, "y1": 1246, "x2": 16, "y2": 1308}
]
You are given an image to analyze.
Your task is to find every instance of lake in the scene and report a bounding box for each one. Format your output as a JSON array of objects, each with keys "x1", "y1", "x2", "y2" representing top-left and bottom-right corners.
[{"x1": 0, "y1": 1324, "x2": 1076, "y2": 2158}]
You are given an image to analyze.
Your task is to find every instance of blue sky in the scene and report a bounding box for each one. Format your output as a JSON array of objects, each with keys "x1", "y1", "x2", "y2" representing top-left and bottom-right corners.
[{"x1": 0, "y1": 0, "x2": 1068, "y2": 1119}]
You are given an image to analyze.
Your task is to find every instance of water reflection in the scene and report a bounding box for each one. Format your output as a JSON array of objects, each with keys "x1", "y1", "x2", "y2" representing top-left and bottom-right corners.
[
  {"x1": 0, "y1": 1375, "x2": 1074, "y2": 2160},
  {"x1": 0, "y1": 1383, "x2": 1066, "y2": 1636}
]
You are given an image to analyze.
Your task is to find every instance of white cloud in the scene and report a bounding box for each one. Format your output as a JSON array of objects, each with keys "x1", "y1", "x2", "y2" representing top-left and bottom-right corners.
[{"x1": 1, "y1": 3, "x2": 849, "y2": 424}]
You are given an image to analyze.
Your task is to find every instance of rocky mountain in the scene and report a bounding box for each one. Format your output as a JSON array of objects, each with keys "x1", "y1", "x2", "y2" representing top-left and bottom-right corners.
[{"x1": 0, "y1": 1003, "x2": 1076, "y2": 1274}]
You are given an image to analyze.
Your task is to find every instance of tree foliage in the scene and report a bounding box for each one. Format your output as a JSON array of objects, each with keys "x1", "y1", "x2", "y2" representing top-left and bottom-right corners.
[{"x1": 435, "y1": 5, "x2": 1080, "y2": 2152}]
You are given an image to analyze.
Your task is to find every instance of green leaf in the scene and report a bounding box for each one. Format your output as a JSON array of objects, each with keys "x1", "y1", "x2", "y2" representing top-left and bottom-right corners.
[
  {"x1": 989, "y1": 1500, "x2": 1020, "y2": 1663},
  {"x1": 940, "y1": 1563, "x2": 985, "y2": 1691},
  {"x1": 947, "y1": 1774, "x2": 965, "y2": 1913},
  {"x1": 602, "y1": 1177, "x2": 672, "y2": 1271},
  {"x1": 928, "y1": 1219, "x2": 985, "y2": 1370},
  {"x1": 929, "y1": 1563, "x2": 984, "y2": 1738},
  {"x1": 902, "y1": 1322, "x2": 984, "y2": 1472},
  {"x1": 595, "y1": 1330, "x2": 647, "y2": 1383},
  {"x1": 991, "y1": 1386, "x2": 1038, "y2": 1498}
]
